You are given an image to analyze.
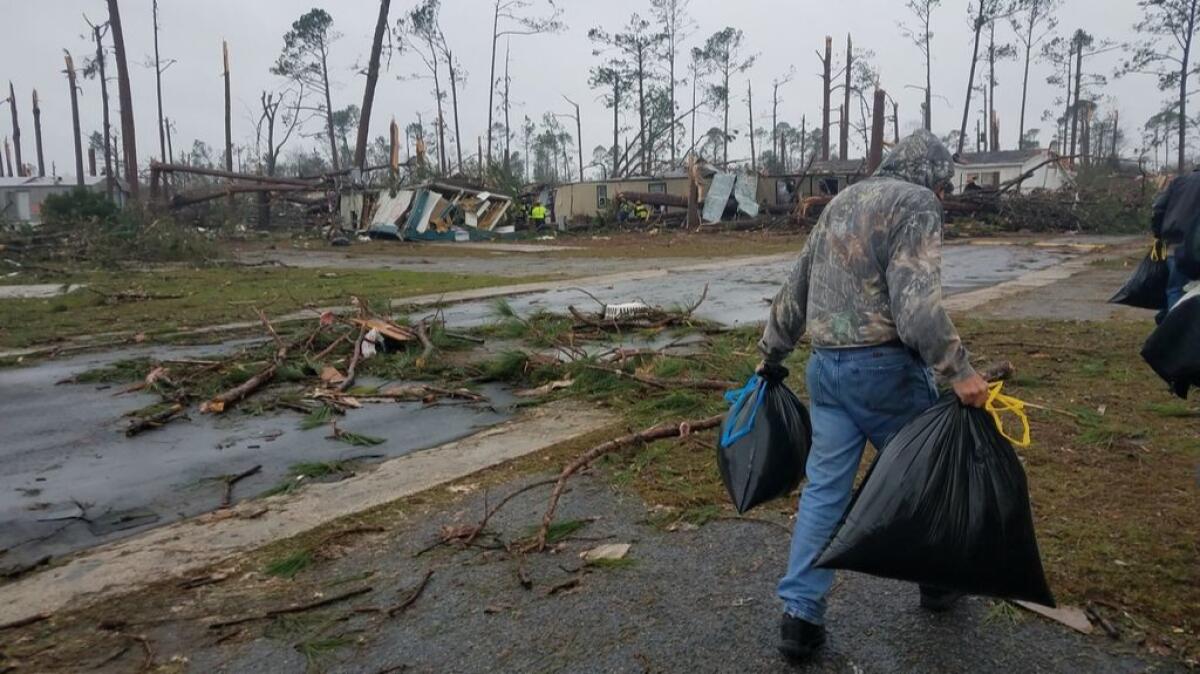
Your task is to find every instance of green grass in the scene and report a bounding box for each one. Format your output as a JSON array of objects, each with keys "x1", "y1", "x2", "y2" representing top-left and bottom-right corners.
[
  {"x1": 330, "y1": 429, "x2": 386, "y2": 447},
  {"x1": 295, "y1": 635, "x2": 358, "y2": 666},
  {"x1": 264, "y1": 550, "x2": 313, "y2": 579},
  {"x1": 1144, "y1": 401, "x2": 1200, "y2": 418},
  {"x1": 69, "y1": 358, "x2": 153, "y2": 384},
  {"x1": 984, "y1": 600, "x2": 1026, "y2": 626},
  {"x1": 0, "y1": 266, "x2": 550, "y2": 349},
  {"x1": 263, "y1": 461, "x2": 359, "y2": 497}
]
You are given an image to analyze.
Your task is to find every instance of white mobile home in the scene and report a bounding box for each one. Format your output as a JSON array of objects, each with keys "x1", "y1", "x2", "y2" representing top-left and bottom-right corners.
[
  {"x1": 0, "y1": 175, "x2": 126, "y2": 225},
  {"x1": 953, "y1": 149, "x2": 1071, "y2": 193}
]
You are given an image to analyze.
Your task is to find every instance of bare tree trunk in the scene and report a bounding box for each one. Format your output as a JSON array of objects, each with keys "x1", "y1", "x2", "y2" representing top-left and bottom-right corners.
[
  {"x1": 840, "y1": 34, "x2": 852, "y2": 161},
  {"x1": 1018, "y1": 17, "x2": 1034, "y2": 149},
  {"x1": 987, "y1": 22, "x2": 997, "y2": 152},
  {"x1": 1112, "y1": 109, "x2": 1119, "y2": 161},
  {"x1": 354, "y1": 0, "x2": 390, "y2": 171},
  {"x1": 88, "y1": 147, "x2": 97, "y2": 176},
  {"x1": 867, "y1": 89, "x2": 886, "y2": 173},
  {"x1": 153, "y1": 0, "x2": 166, "y2": 165},
  {"x1": 1081, "y1": 106, "x2": 1091, "y2": 167},
  {"x1": 800, "y1": 115, "x2": 807, "y2": 170},
  {"x1": 165, "y1": 116, "x2": 174, "y2": 164},
  {"x1": 1069, "y1": 42, "x2": 1082, "y2": 165},
  {"x1": 64, "y1": 52, "x2": 84, "y2": 187},
  {"x1": 223, "y1": 41, "x2": 234, "y2": 206},
  {"x1": 821, "y1": 36, "x2": 831, "y2": 161},
  {"x1": 486, "y1": 1, "x2": 500, "y2": 168},
  {"x1": 956, "y1": 3, "x2": 987, "y2": 156},
  {"x1": 431, "y1": 43, "x2": 447, "y2": 176},
  {"x1": 924, "y1": 17, "x2": 932, "y2": 130},
  {"x1": 771, "y1": 81, "x2": 779, "y2": 169},
  {"x1": 690, "y1": 71, "x2": 697, "y2": 155},
  {"x1": 3, "y1": 140, "x2": 11, "y2": 178},
  {"x1": 1061, "y1": 43, "x2": 1072, "y2": 153},
  {"x1": 107, "y1": 0, "x2": 138, "y2": 196},
  {"x1": 320, "y1": 43, "x2": 339, "y2": 171},
  {"x1": 893, "y1": 101, "x2": 900, "y2": 144},
  {"x1": 448, "y1": 50, "x2": 463, "y2": 172},
  {"x1": 91, "y1": 24, "x2": 113, "y2": 196},
  {"x1": 32, "y1": 89, "x2": 44, "y2": 177},
  {"x1": 8, "y1": 82, "x2": 23, "y2": 176},
  {"x1": 503, "y1": 42, "x2": 511, "y2": 172},
  {"x1": 748, "y1": 81, "x2": 756, "y2": 172},
  {"x1": 612, "y1": 79, "x2": 620, "y2": 176},
  {"x1": 566, "y1": 97, "x2": 582, "y2": 180},
  {"x1": 1177, "y1": 4, "x2": 1196, "y2": 173}
]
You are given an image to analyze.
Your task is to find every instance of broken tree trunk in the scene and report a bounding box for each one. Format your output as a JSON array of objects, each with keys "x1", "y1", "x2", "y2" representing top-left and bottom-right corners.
[
  {"x1": 956, "y1": 2, "x2": 987, "y2": 156},
  {"x1": 8, "y1": 81, "x2": 23, "y2": 176},
  {"x1": 153, "y1": 0, "x2": 166, "y2": 167},
  {"x1": 748, "y1": 81, "x2": 756, "y2": 173},
  {"x1": 150, "y1": 162, "x2": 318, "y2": 187},
  {"x1": 867, "y1": 88, "x2": 886, "y2": 173},
  {"x1": 355, "y1": 0, "x2": 391, "y2": 170},
  {"x1": 64, "y1": 52, "x2": 84, "y2": 187},
  {"x1": 107, "y1": 0, "x2": 138, "y2": 197},
  {"x1": 31, "y1": 89, "x2": 44, "y2": 177},
  {"x1": 91, "y1": 22, "x2": 113, "y2": 197},
  {"x1": 88, "y1": 148, "x2": 97, "y2": 176}
]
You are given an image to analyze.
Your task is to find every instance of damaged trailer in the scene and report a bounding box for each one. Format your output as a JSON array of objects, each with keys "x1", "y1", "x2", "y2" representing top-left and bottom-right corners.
[{"x1": 365, "y1": 181, "x2": 513, "y2": 242}]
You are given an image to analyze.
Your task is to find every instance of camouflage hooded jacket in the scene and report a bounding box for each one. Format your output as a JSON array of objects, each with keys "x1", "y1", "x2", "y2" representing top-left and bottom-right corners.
[{"x1": 758, "y1": 130, "x2": 976, "y2": 383}]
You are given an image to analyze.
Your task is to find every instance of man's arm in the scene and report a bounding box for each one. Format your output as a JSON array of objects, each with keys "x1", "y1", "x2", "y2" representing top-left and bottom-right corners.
[
  {"x1": 885, "y1": 194, "x2": 980, "y2": 393},
  {"x1": 758, "y1": 238, "x2": 814, "y2": 366}
]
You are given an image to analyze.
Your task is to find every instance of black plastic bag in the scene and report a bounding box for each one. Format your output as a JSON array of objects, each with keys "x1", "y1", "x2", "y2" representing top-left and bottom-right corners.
[
  {"x1": 717, "y1": 374, "x2": 812, "y2": 514},
  {"x1": 1110, "y1": 241, "x2": 1170, "y2": 310},
  {"x1": 1142, "y1": 289, "x2": 1200, "y2": 399},
  {"x1": 816, "y1": 392, "x2": 1055, "y2": 607}
]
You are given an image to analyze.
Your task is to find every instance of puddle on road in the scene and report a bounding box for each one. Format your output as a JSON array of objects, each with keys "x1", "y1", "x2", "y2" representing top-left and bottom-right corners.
[{"x1": 0, "y1": 342, "x2": 516, "y2": 571}]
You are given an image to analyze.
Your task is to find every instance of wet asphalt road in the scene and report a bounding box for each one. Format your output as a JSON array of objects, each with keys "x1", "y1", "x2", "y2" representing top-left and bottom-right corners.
[{"x1": 153, "y1": 475, "x2": 1182, "y2": 674}]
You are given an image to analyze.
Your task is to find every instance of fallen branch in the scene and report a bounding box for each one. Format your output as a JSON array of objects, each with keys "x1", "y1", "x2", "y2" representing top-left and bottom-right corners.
[
  {"x1": 201, "y1": 312, "x2": 288, "y2": 414},
  {"x1": 206, "y1": 586, "x2": 373, "y2": 629},
  {"x1": 338, "y1": 322, "x2": 369, "y2": 394},
  {"x1": 533, "y1": 414, "x2": 725, "y2": 551},
  {"x1": 385, "y1": 570, "x2": 434, "y2": 617},
  {"x1": 465, "y1": 478, "x2": 559, "y2": 545},
  {"x1": 220, "y1": 465, "x2": 263, "y2": 508},
  {"x1": 124, "y1": 402, "x2": 186, "y2": 436}
]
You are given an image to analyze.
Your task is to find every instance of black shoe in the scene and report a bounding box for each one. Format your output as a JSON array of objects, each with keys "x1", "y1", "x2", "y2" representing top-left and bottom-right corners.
[
  {"x1": 919, "y1": 585, "x2": 965, "y2": 612},
  {"x1": 779, "y1": 614, "x2": 826, "y2": 662}
]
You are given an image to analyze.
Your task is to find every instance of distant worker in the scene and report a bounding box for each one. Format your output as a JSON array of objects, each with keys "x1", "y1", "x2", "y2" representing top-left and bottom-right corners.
[
  {"x1": 964, "y1": 176, "x2": 982, "y2": 192},
  {"x1": 758, "y1": 130, "x2": 989, "y2": 663},
  {"x1": 1151, "y1": 167, "x2": 1200, "y2": 322},
  {"x1": 634, "y1": 200, "x2": 650, "y2": 222},
  {"x1": 530, "y1": 201, "x2": 548, "y2": 232}
]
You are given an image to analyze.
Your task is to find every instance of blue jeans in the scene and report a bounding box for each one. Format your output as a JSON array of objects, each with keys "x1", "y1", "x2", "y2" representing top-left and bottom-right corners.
[
  {"x1": 778, "y1": 343, "x2": 938, "y2": 624},
  {"x1": 1156, "y1": 254, "x2": 1193, "y2": 324}
]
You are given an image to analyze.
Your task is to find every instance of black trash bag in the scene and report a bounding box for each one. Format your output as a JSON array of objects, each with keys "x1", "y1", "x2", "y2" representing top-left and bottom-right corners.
[
  {"x1": 1110, "y1": 241, "x2": 1170, "y2": 310},
  {"x1": 1142, "y1": 288, "x2": 1200, "y2": 399},
  {"x1": 717, "y1": 373, "x2": 812, "y2": 514},
  {"x1": 815, "y1": 393, "x2": 1055, "y2": 607}
]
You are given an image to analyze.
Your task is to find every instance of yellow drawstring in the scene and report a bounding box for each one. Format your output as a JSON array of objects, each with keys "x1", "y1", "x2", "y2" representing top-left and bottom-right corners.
[
  {"x1": 1150, "y1": 239, "x2": 1167, "y2": 262},
  {"x1": 985, "y1": 382, "x2": 1031, "y2": 448}
]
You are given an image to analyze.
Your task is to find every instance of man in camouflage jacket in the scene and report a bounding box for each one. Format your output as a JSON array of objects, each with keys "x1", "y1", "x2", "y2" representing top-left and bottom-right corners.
[{"x1": 758, "y1": 130, "x2": 989, "y2": 663}]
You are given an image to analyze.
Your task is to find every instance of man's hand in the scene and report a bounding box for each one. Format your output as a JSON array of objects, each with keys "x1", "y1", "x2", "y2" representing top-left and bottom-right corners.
[
  {"x1": 953, "y1": 372, "x2": 989, "y2": 408},
  {"x1": 755, "y1": 360, "x2": 790, "y2": 382}
]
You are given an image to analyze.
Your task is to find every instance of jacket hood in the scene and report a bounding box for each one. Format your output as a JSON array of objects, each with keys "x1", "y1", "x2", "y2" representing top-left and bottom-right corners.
[{"x1": 873, "y1": 129, "x2": 955, "y2": 191}]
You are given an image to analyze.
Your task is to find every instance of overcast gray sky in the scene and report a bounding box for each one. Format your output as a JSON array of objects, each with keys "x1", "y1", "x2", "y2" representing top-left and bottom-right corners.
[{"x1": 1, "y1": 0, "x2": 1169, "y2": 179}]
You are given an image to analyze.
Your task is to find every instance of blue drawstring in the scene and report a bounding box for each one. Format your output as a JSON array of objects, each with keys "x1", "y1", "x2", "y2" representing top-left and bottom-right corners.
[{"x1": 720, "y1": 374, "x2": 766, "y2": 448}]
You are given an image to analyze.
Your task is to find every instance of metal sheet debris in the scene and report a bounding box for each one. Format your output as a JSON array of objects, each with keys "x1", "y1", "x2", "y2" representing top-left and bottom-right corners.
[
  {"x1": 733, "y1": 174, "x2": 760, "y2": 218},
  {"x1": 702, "y1": 173, "x2": 736, "y2": 223}
]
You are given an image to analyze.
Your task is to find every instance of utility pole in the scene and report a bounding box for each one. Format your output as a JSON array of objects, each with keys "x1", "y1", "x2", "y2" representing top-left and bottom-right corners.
[
  {"x1": 748, "y1": 80, "x2": 756, "y2": 172},
  {"x1": 31, "y1": 89, "x2": 44, "y2": 177}
]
